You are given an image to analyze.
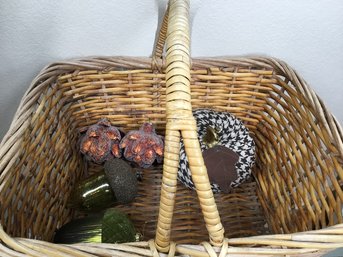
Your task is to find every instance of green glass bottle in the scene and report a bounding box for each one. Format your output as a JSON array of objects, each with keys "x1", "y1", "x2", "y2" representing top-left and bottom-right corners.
[
  {"x1": 54, "y1": 208, "x2": 139, "y2": 244},
  {"x1": 68, "y1": 159, "x2": 138, "y2": 212},
  {"x1": 68, "y1": 171, "x2": 116, "y2": 212}
]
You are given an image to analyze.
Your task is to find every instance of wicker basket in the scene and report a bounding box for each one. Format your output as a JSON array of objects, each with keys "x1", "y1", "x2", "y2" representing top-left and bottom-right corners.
[{"x1": 0, "y1": 0, "x2": 342, "y2": 256}]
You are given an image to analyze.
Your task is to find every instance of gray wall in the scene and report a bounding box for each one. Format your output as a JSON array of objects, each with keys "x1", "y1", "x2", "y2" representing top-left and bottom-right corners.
[{"x1": 1, "y1": 0, "x2": 342, "y2": 139}]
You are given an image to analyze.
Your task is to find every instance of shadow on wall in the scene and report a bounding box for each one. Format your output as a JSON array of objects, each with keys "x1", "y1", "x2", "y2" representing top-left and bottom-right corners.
[
  {"x1": 0, "y1": 1, "x2": 62, "y2": 140},
  {"x1": 0, "y1": 0, "x2": 161, "y2": 140}
]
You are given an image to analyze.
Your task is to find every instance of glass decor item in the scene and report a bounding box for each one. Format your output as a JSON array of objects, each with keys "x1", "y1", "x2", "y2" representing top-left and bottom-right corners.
[
  {"x1": 68, "y1": 158, "x2": 138, "y2": 212},
  {"x1": 54, "y1": 208, "x2": 139, "y2": 244}
]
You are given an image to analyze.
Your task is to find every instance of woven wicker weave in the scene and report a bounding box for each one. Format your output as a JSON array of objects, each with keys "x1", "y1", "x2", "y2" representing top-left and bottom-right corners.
[{"x1": 0, "y1": 0, "x2": 342, "y2": 256}]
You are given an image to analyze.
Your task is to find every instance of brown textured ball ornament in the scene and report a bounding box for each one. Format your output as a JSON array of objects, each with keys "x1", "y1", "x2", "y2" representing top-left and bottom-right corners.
[
  {"x1": 119, "y1": 123, "x2": 164, "y2": 168},
  {"x1": 80, "y1": 119, "x2": 122, "y2": 164}
]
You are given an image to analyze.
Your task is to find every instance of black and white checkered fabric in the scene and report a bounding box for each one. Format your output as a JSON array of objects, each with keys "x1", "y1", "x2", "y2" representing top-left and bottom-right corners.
[{"x1": 177, "y1": 109, "x2": 255, "y2": 193}]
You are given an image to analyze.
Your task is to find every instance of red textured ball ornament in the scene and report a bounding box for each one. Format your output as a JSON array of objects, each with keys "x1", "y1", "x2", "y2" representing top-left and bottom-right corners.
[
  {"x1": 80, "y1": 119, "x2": 122, "y2": 164},
  {"x1": 119, "y1": 123, "x2": 164, "y2": 168}
]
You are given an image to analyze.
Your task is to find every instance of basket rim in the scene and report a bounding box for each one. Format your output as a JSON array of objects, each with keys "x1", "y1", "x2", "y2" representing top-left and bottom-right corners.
[
  {"x1": 0, "y1": 223, "x2": 342, "y2": 256},
  {"x1": 1, "y1": 55, "x2": 342, "y2": 154}
]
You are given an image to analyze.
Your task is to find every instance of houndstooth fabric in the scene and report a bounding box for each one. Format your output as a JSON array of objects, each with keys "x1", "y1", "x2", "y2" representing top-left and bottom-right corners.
[{"x1": 177, "y1": 109, "x2": 255, "y2": 193}]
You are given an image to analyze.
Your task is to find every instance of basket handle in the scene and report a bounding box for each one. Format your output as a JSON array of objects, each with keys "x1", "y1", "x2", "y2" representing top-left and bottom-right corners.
[
  {"x1": 154, "y1": 0, "x2": 225, "y2": 252},
  {"x1": 151, "y1": 3, "x2": 169, "y2": 71}
]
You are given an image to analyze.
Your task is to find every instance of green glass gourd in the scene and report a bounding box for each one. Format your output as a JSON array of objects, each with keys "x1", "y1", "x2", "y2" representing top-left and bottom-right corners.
[
  {"x1": 68, "y1": 158, "x2": 138, "y2": 212},
  {"x1": 54, "y1": 208, "x2": 139, "y2": 244},
  {"x1": 68, "y1": 171, "x2": 116, "y2": 212}
]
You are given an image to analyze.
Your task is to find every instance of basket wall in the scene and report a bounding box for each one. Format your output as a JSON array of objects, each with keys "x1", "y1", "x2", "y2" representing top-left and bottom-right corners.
[{"x1": 0, "y1": 57, "x2": 341, "y2": 244}]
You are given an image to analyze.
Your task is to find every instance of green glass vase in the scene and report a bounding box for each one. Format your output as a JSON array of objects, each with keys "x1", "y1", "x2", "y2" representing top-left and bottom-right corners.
[
  {"x1": 54, "y1": 208, "x2": 139, "y2": 244},
  {"x1": 68, "y1": 159, "x2": 138, "y2": 212},
  {"x1": 68, "y1": 171, "x2": 116, "y2": 212}
]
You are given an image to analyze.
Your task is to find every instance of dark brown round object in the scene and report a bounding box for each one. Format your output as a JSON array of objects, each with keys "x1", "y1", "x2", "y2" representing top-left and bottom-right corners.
[
  {"x1": 104, "y1": 158, "x2": 138, "y2": 204},
  {"x1": 202, "y1": 145, "x2": 240, "y2": 193}
]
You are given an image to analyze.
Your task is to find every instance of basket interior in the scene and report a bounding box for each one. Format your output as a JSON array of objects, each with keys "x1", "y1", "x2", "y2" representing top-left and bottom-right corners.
[{"x1": 0, "y1": 57, "x2": 341, "y2": 244}]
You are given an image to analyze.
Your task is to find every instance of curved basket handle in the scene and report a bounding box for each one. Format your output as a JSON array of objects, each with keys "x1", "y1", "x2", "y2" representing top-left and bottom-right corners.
[
  {"x1": 154, "y1": 0, "x2": 224, "y2": 252},
  {"x1": 151, "y1": 3, "x2": 169, "y2": 71}
]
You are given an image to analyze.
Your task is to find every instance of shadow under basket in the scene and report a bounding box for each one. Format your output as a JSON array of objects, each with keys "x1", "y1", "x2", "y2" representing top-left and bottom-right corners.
[{"x1": 0, "y1": 56, "x2": 342, "y2": 256}]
